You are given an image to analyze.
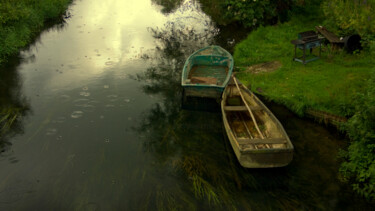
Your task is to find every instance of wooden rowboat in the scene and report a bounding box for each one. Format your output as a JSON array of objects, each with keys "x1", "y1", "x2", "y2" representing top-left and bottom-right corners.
[
  {"x1": 221, "y1": 76, "x2": 293, "y2": 168},
  {"x1": 181, "y1": 45, "x2": 233, "y2": 98}
]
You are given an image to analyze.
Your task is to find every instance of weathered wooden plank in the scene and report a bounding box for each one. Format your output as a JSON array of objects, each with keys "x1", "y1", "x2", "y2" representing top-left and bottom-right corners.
[
  {"x1": 224, "y1": 106, "x2": 262, "y2": 111},
  {"x1": 237, "y1": 138, "x2": 287, "y2": 145},
  {"x1": 232, "y1": 76, "x2": 265, "y2": 139},
  {"x1": 190, "y1": 76, "x2": 217, "y2": 85},
  {"x1": 315, "y1": 26, "x2": 343, "y2": 43}
]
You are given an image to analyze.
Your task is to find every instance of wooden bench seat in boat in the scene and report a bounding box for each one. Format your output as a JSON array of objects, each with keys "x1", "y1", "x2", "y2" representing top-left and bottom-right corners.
[
  {"x1": 237, "y1": 138, "x2": 287, "y2": 145},
  {"x1": 224, "y1": 106, "x2": 263, "y2": 111},
  {"x1": 190, "y1": 76, "x2": 217, "y2": 85}
]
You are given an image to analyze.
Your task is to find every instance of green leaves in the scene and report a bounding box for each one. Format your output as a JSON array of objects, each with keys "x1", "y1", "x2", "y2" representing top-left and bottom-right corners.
[
  {"x1": 224, "y1": 0, "x2": 277, "y2": 28},
  {"x1": 340, "y1": 70, "x2": 375, "y2": 202},
  {"x1": 322, "y1": 0, "x2": 375, "y2": 51}
]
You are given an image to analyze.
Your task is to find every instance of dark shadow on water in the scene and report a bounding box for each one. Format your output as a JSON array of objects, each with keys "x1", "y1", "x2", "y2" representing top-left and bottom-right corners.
[
  {"x1": 181, "y1": 95, "x2": 220, "y2": 112},
  {"x1": 0, "y1": 8, "x2": 70, "y2": 158},
  {"x1": 0, "y1": 57, "x2": 30, "y2": 158}
]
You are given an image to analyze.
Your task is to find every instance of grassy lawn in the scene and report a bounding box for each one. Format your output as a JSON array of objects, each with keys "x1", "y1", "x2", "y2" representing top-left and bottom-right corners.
[
  {"x1": 0, "y1": 0, "x2": 72, "y2": 64},
  {"x1": 234, "y1": 17, "x2": 374, "y2": 117}
]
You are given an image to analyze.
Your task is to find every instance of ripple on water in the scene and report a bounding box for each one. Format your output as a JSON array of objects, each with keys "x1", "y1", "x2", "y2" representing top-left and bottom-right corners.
[
  {"x1": 79, "y1": 91, "x2": 90, "y2": 97},
  {"x1": 104, "y1": 85, "x2": 109, "y2": 89},
  {"x1": 81, "y1": 104, "x2": 95, "y2": 112},
  {"x1": 52, "y1": 116, "x2": 66, "y2": 124},
  {"x1": 107, "y1": 95, "x2": 118, "y2": 102},
  {"x1": 73, "y1": 98, "x2": 90, "y2": 105},
  {"x1": 71, "y1": 111, "x2": 83, "y2": 119},
  {"x1": 105, "y1": 61, "x2": 116, "y2": 66},
  {"x1": 46, "y1": 128, "x2": 58, "y2": 136},
  {"x1": 59, "y1": 95, "x2": 71, "y2": 102}
]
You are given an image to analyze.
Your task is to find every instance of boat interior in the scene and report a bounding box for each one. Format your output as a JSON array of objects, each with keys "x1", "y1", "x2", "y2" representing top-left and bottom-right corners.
[
  {"x1": 223, "y1": 84, "x2": 287, "y2": 149},
  {"x1": 185, "y1": 55, "x2": 230, "y2": 85}
]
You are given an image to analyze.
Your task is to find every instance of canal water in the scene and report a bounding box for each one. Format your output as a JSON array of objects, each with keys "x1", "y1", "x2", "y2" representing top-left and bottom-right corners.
[{"x1": 0, "y1": 0, "x2": 371, "y2": 210}]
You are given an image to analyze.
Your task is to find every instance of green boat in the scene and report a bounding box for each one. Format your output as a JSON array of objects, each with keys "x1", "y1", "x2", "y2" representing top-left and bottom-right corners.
[{"x1": 181, "y1": 45, "x2": 234, "y2": 98}]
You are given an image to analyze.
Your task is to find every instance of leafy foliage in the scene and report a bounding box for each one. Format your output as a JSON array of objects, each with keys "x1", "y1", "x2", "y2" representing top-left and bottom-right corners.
[
  {"x1": 322, "y1": 0, "x2": 375, "y2": 52},
  {"x1": 340, "y1": 70, "x2": 375, "y2": 201},
  {"x1": 222, "y1": 0, "x2": 323, "y2": 28},
  {"x1": 224, "y1": 0, "x2": 278, "y2": 28}
]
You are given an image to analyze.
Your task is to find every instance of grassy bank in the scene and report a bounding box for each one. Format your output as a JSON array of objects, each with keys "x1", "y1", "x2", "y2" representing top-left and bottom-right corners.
[
  {"x1": 0, "y1": 0, "x2": 72, "y2": 143},
  {"x1": 234, "y1": 18, "x2": 374, "y2": 117},
  {"x1": 234, "y1": 17, "x2": 375, "y2": 201},
  {"x1": 0, "y1": 0, "x2": 72, "y2": 64}
]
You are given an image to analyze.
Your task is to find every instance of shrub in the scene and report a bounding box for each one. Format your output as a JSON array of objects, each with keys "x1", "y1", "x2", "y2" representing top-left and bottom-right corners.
[
  {"x1": 340, "y1": 70, "x2": 375, "y2": 202},
  {"x1": 322, "y1": 0, "x2": 375, "y2": 52}
]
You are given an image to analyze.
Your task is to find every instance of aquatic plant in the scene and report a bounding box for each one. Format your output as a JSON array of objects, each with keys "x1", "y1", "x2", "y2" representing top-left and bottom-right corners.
[
  {"x1": 0, "y1": 107, "x2": 22, "y2": 135},
  {"x1": 191, "y1": 174, "x2": 220, "y2": 205}
]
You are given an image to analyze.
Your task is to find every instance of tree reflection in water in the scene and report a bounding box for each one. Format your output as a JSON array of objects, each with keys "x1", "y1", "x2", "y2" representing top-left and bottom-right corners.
[
  {"x1": 152, "y1": 0, "x2": 184, "y2": 14},
  {"x1": 131, "y1": 1, "x2": 321, "y2": 210},
  {"x1": 0, "y1": 57, "x2": 30, "y2": 157}
]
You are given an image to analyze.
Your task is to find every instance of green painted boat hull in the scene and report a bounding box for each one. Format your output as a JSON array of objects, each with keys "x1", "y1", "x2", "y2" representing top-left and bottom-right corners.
[
  {"x1": 181, "y1": 45, "x2": 233, "y2": 98},
  {"x1": 183, "y1": 86, "x2": 224, "y2": 99}
]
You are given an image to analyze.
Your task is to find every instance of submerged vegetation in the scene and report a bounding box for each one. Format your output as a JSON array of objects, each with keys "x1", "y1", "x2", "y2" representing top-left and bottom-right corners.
[
  {"x1": 0, "y1": 107, "x2": 23, "y2": 135},
  {"x1": 0, "y1": 0, "x2": 72, "y2": 64}
]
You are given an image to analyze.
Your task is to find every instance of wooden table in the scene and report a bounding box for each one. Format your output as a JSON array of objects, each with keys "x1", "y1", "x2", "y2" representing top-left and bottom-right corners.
[{"x1": 315, "y1": 26, "x2": 344, "y2": 50}]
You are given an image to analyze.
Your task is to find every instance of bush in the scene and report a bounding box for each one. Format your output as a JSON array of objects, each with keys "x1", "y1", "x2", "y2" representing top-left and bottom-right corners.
[
  {"x1": 340, "y1": 70, "x2": 375, "y2": 202},
  {"x1": 223, "y1": 0, "x2": 323, "y2": 28},
  {"x1": 322, "y1": 0, "x2": 375, "y2": 52},
  {"x1": 224, "y1": 0, "x2": 278, "y2": 27}
]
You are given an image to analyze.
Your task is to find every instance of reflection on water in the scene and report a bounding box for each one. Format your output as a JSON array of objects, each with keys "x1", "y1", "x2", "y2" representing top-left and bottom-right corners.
[
  {"x1": 0, "y1": 57, "x2": 30, "y2": 159},
  {"x1": 0, "y1": 0, "x2": 372, "y2": 210}
]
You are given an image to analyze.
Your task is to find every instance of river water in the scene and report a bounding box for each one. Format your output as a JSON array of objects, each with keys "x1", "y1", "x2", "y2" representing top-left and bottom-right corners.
[{"x1": 0, "y1": 0, "x2": 371, "y2": 210}]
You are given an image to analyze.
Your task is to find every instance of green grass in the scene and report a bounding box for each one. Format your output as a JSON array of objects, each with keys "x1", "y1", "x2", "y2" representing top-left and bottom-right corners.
[
  {"x1": 234, "y1": 17, "x2": 374, "y2": 117},
  {"x1": 233, "y1": 15, "x2": 375, "y2": 201},
  {"x1": 0, "y1": 0, "x2": 72, "y2": 64}
]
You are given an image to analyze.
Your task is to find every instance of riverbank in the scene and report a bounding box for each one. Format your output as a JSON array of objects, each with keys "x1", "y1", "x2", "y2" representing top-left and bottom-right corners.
[
  {"x1": 0, "y1": 0, "x2": 72, "y2": 65},
  {"x1": 234, "y1": 17, "x2": 373, "y2": 117},
  {"x1": 234, "y1": 17, "x2": 375, "y2": 201}
]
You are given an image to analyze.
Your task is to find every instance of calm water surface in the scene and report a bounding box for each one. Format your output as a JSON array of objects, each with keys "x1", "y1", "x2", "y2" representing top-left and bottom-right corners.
[{"x1": 0, "y1": 0, "x2": 371, "y2": 210}]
